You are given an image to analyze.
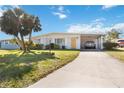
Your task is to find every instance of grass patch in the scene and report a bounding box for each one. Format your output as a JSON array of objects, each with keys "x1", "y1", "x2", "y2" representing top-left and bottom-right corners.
[
  {"x1": 0, "y1": 50, "x2": 79, "y2": 88},
  {"x1": 105, "y1": 48, "x2": 124, "y2": 62}
]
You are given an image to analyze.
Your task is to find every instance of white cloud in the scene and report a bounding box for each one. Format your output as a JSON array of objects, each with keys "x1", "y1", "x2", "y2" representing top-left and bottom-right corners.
[
  {"x1": 53, "y1": 12, "x2": 67, "y2": 19},
  {"x1": 112, "y1": 23, "x2": 124, "y2": 32},
  {"x1": 0, "y1": 8, "x2": 3, "y2": 17},
  {"x1": 52, "y1": 6, "x2": 69, "y2": 19},
  {"x1": 92, "y1": 18, "x2": 106, "y2": 23},
  {"x1": 102, "y1": 5, "x2": 118, "y2": 9},
  {"x1": 0, "y1": 5, "x2": 4, "y2": 17},
  {"x1": 58, "y1": 6, "x2": 64, "y2": 12},
  {"x1": 12, "y1": 5, "x2": 20, "y2": 9},
  {"x1": 67, "y1": 18, "x2": 124, "y2": 34},
  {"x1": 0, "y1": 5, "x2": 20, "y2": 17},
  {"x1": 67, "y1": 23, "x2": 109, "y2": 34}
]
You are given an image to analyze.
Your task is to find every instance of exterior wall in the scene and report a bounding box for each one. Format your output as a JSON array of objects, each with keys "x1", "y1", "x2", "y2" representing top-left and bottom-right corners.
[
  {"x1": 95, "y1": 38, "x2": 98, "y2": 49},
  {"x1": 100, "y1": 36, "x2": 104, "y2": 49},
  {"x1": 34, "y1": 34, "x2": 81, "y2": 49},
  {"x1": 77, "y1": 36, "x2": 81, "y2": 49},
  {"x1": 97, "y1": 36, "x2": 104, "y2": 50},
  {"x1": 65, "y1": 37, "x2": 71, "y2": 49}
]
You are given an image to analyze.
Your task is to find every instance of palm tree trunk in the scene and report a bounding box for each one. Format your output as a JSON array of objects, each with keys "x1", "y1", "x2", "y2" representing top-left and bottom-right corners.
[
  {"x1": 16, "y1": 36, "x2": 24, "y2": 50},
  {"x1": 27, "y1": 31, "x2": 32, "y2": 52},
  {"x1": 20, "y1": 34, "x2": 26, "y2": 52},
  {"x1": 29, "y1": 32, "x2": 32, "y2": 43}
]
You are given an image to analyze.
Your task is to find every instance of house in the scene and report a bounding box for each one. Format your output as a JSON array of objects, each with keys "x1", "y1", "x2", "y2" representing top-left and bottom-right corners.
[
  {"x1": 32, "y1": 32, "x2": 105, "y2": 50},
  {"x1": 0, "y1": 39, "x2": 19, "y2": 49}
]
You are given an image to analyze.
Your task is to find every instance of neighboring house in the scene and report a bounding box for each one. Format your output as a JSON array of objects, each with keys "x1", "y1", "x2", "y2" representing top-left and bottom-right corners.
[
  {"x1": 0, "y1": 39, "x2": 19, "y2": 49},
  {"x1": 32, "y1": 32, "x2": 105, "y2": 50}
]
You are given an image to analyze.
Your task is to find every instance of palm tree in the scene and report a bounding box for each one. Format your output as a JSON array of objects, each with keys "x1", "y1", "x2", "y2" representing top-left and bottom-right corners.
[
  {"x1": 20, "y1": 14, "x2": 42, "y2": 51},
  {"x1": 28, "y1": 16, "x2": 42, "y2": 51},
  {"x1": 0, "y1": 8, "x2": 25, "y2": 50},
  {"x1": 0, "y1": 8, "x2": 42, "y2": 53}
]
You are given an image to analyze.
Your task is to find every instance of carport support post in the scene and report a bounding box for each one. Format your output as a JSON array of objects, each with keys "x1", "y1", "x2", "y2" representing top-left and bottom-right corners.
[
  {"x1": 95, "y1": 38, "x2": 98, "y2": 49},
  {"x1": 100, "y1": 36, "x2": 104, "y2": 49},
  {"x1": 77, "y1": 36, "x2": 80, "y2": 49}
]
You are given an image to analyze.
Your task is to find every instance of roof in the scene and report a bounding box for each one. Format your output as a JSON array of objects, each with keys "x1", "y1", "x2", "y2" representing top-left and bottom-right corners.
[
  {"x1": 0, "y1": 32, "x2": 105, "y2": 41},
  {"x1": 32, "y1": 32, "x2": 105, "y2": 39},
  {"x1": 0, "y1": 38, "x2": 12, "y2": 41}
]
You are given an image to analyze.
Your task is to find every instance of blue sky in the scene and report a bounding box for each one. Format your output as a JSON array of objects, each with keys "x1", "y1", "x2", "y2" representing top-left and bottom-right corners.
[{"x1": 0, "y1": 5, "x2": 124, "y2": 40}]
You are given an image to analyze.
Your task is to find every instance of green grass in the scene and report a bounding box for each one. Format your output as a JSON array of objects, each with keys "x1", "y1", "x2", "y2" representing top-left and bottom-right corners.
[
  {"x1": 105, "y1": 48, "x2": 124, "y2": 62},
  {"x1": 0, "y1": 50, "x2": 79, "y2": 88}
]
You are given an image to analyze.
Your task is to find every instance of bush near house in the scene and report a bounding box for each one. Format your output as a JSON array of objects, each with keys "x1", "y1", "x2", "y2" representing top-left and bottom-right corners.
[
  {"x1": 45, "y1": 43, "x2": 60, "y2": 49},
  {"x1": 62, "y1": 45, "x2": 66, "y2": 49},
  {"x1": 29, "y1": 43, "x2": 44, "y2": 50},
  {"x1": 103, "y1": 42, "x2": 118, "y2": 50}
]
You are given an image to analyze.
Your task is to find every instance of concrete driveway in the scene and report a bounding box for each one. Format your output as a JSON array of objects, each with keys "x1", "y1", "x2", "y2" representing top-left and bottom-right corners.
[{"x1": 29, "y1": 51, "x2": 124, "y2": 88}]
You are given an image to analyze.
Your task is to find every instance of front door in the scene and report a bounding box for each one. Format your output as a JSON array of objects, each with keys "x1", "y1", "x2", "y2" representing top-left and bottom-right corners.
[{"x1": 71, "y1": 37, "x2": 76, "y2": 49}]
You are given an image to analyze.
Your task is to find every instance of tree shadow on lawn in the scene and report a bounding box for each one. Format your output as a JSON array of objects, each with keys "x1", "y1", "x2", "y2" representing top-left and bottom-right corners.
[
  {"x1": 0, "y1": 51, "x2": 58, "y2": 82},
  {"x1": 0, "y1": 51, "x2": 58, "y2": 64},
  {"x1": 0, "y1": 65, "x2": 33, "y2": 81},
  {"x1": 48, "y1": 49, "x2": 80, "y2": 51}
]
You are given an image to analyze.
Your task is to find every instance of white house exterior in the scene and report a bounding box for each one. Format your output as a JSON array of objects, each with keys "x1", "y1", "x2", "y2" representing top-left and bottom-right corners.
[
  {"x1": 32, "y1": 33, "x2": 105, "y2": 50},
  {"x1": 0, "y1": 39, "x2": 19, "y2": 49}
]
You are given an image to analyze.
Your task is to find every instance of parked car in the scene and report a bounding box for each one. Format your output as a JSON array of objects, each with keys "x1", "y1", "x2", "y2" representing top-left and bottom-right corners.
[
  {"x1": 84, "y1": 41, "x2": 96, "y2": 49},
  {"x1": 117, "y1": 39, "x2": 124, "y2": 47}
]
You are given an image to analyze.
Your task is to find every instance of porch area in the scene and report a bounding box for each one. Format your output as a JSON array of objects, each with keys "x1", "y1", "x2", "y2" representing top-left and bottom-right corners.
[{"x1": 80, "y1": 34, "x2": 104, "y2": 50}]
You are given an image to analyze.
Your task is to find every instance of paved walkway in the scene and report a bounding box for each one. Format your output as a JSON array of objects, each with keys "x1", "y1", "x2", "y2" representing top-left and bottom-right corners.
[{"x1": 29, "y1": 51, "x2": 124, "y2": 88}]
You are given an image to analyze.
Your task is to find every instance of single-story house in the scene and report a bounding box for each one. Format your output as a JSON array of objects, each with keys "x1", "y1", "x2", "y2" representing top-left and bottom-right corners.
[
  {"x1": 32, "y1": 32, "x2": 105, "y2": 50},
  {"x1": 0, "y1": 39, "x2": 19, "y2": 49}
]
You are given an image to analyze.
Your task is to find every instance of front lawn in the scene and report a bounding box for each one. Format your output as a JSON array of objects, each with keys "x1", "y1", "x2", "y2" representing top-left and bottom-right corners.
[
  {"x1": 0, "y1": 50, "x2": 79, "y2": 88},
  {"x1": 105, "y1": 48, "x2": 124, "y2": 62}
]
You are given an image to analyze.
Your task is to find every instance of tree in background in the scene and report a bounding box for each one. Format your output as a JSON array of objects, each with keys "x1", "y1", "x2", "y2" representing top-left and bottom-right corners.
[
  {"x1": 103, "y1": 29, "x2": 121, "y2": 50},
  {"x1": 0, "y1": 8, "x2": 42, "y2": 53},
  {"x1": 106, "y1": 29, "x2": 121, "y2": 42}
]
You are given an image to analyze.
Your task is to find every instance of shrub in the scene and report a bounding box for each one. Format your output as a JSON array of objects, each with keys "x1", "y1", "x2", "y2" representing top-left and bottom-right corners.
[
  {"x1": 54, "y1": 44, "x2": 60, "y2": 49},
  {"x1": 30, "y1": 43, "x2": 44, "y2": 50},
  {"x1": 62, "y1": 45, "x2": 66, "y2": 49},
  {"x1": 45, "y1": 43, "x2": 60, "y2": 49},
  {"x1": 50, "y1": 43, "x2": 54, "y2": 49},
  {"x1": 103, "y1": 42, "x2": 118, "y2": 50},
  {"x1": 45, "y1": 44, "x2": 49, "y2": 49}
]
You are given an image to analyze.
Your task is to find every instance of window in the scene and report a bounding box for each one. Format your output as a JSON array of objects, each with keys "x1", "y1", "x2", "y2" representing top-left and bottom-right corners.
[
  {"x1": 34, "y1": 39, "x2": 41, "y2": 44},
  {"x1": 4, "y1": 41, "x2": 9, "y2": 44},
  {"x1": 37, "y1": 39, "x2": 41, "y2": 43},
  {"x1": 55, "y1": 38, "x2": 65, "y2": 46},
  {"x1": 45, "y1": 38, "x2": 52, "y2": 45}
]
